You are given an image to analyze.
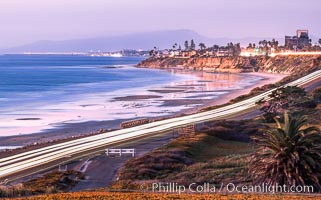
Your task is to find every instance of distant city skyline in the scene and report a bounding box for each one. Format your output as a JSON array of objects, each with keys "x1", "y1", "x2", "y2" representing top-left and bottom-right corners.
[{"x1": 0, "y1": 0, "x2": 320, "y2": 48}]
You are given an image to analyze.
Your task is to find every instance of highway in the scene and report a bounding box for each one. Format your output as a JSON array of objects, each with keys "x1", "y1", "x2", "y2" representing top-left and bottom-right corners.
[{"x1": 1, "y1": 69, "x2": 321, "y2": 180}]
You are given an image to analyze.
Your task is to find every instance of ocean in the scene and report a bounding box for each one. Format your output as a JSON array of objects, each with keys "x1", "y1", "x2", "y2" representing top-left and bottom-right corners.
[
  {"x1": 0, "y1": 54, "x2": 263, "y2": 137},
  {"x1": 0, "y1": 55, "x2": 174, "y2": 109}
]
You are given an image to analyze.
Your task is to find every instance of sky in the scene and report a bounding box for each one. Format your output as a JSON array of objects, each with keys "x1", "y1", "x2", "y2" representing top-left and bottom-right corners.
[{"x1": 0, "y1": 0, "x2": 320, "y2": 48}]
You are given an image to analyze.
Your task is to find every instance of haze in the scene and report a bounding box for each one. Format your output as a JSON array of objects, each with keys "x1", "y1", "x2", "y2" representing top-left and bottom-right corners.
[{"x1": 0, "y1": 0, "x2": 320, "y2": 48}]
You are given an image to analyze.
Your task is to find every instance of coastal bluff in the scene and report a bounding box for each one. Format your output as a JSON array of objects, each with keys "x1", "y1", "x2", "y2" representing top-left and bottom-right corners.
[{"x1": 137, "y1": 55, "x2": 321, "y2": 75}]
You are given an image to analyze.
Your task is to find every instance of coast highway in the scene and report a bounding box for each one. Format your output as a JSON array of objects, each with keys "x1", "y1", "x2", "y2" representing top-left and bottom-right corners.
[{"x1": 1, "y1": 69, "x2": 321, "y2": 180}]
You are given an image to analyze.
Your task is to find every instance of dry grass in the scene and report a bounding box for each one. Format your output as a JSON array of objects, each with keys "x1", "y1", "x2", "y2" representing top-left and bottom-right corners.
[
  {"x1": 0, "y1": 171, "x2": 84, "y2": 198},
  {"x1": 10, "y1": 191, "x2": 321, "y2": 200},
  {"x1": 111, "y1": 120, "x2": 263, "y2": 190}
]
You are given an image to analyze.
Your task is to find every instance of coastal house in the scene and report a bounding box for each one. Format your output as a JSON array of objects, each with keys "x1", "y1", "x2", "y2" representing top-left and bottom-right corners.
[
  {"x1": 216, "y1": 49, "x2": 232, "y2": 57},
  {"x1": 180, "y1": 50, "x2": 197, "y2": 58},
  {"x1": 160, "y1": 49, "x2": 170, "y2": 57},
  {"x1": 169, "y1": 50, "x2": 181, "y2": 57},
  {"x1": 198, "y1": 49, "x2": 213, "y2": 57}
]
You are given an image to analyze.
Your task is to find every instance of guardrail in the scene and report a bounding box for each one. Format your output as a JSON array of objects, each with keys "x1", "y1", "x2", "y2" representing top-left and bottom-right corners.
[
  {"x1": 105, "y1": 148, "x2": 136, "y2": 157},
  {"x1": 120, "y1": 118, "x2": 150, "y2": 129}
]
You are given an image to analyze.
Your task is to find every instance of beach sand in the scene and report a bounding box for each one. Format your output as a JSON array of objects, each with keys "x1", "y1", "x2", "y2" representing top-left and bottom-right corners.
[{"x1": 0, "y1": 71, "x2": 286, "y2": 147}]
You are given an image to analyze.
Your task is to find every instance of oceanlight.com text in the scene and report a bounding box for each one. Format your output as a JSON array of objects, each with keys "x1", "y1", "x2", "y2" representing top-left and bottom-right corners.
[{"x1": 149, "y1": 182, "x2": 314, "y2": 194}]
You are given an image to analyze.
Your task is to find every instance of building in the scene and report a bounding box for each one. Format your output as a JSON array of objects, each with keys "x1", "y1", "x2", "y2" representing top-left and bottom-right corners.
[
  {"x1": 161, "y1": 49, "x2": 170, "y2": 57},
  {"x1": 285, "y1": 30, "x2": 310, "y2": 50},
  {"x1": 180, "y1": 50, "x2": 197, "y2": 57},
  {"x1": 216, "y1": 50, "x2": 231, "y2": 57},
  {"x1": 169, "y1": 50, "x2": 181, "y2": 57}
]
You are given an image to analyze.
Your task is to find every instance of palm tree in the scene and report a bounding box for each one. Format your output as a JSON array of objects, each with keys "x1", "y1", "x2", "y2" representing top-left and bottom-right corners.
[
  {"x1": 267, "y1": 41, "x2": 271, "y2": 47},
  {"x1": 199, "y1": 43, "x2": 206, "y2": 50},
  {"x1": 213, "y1": 45, "x2": 219, "y2": 50},
  {"x1": 271, "y1": 38, "x2": 279, "y2": 49},
  {"x1": 184, "y1": 40, "x2": 189, "y2": 51},
  {"x1": 190, "y1": 39, "x2": 196, "y2": 50},
  {"x1": 249, "y1": 113, "x2": 321, "y2": 190},
  {"x1": 172, "y1": 43, "x2": 178, "y2": 50}
]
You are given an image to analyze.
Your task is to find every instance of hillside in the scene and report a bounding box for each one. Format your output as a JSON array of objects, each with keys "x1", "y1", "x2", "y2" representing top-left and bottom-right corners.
[{"x1": 137, "y1": 55, "x2": 321, "y2": 75}]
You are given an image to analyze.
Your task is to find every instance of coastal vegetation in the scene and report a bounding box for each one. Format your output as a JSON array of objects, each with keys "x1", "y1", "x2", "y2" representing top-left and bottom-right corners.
[
  {"x1": 110, "y1": 120, "x2": 264, "y2": 190},
  {"x1": 184, "y1": 39, "x2": 196, "y2": 51},
  {"x1": 250, "y1": 113, "x2": 321, "y2": 191},
  {"x1": 256, "y1": 86, "x2": 316, "y2": 122},
  {"x1": 0, "y1": 171, "x2": 83, "y2": 198},
  {"x1": 199, "y1": 42, "x2": 206, "y2": 50},
  {"x1": 253, "y1": 39, "x2": 280, "y2": 55},
  {"x1": 8, "y1": 191, "x2": 321, "y2": 200}
]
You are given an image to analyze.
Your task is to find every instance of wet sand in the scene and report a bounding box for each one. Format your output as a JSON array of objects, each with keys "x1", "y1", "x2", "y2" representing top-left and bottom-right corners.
[
  {"x1": 148, "y1": 89, "x2": 187, "y2": 93},
  {"x1": 112, "y1": 95, "x2": 162, "y2": 101}
]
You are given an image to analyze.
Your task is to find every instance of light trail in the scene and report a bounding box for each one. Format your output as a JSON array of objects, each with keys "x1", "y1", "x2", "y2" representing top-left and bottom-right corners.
[{"x1": 270, "y1": 52, "x2": 321, "y2": 57}]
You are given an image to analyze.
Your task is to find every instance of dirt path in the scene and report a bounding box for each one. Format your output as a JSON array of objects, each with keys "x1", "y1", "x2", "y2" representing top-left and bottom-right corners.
[{"x1": 71, "y1": 131, "x2": 174, "y2": 191}]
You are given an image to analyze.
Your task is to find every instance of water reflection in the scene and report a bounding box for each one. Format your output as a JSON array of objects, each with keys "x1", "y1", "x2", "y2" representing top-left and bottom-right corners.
[{"x1": 164, "y1": 70, "x2": 262, "y2": 99}]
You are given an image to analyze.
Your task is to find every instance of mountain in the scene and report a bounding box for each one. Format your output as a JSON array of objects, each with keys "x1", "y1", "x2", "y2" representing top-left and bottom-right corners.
[
  {"x1": 0, "y1": 30, "x2": 287, "y2": 53},
  {"x1": 0, "y1": 30, "x2": 211, "y2": 53}
]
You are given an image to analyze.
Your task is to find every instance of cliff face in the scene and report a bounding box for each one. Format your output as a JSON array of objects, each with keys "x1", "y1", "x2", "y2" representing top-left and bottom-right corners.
[{"x1": 137, "y1": 55, "x2": 321, "y2": 75}]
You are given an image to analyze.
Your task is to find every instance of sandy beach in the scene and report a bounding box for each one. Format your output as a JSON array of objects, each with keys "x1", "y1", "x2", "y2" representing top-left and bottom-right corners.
[{"x1": 0, "y1": 70, "x2": 286, "y2": 147}]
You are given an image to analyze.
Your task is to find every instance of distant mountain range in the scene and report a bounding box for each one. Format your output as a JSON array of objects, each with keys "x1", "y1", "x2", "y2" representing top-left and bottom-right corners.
[{"x1": 2, "y1": 29, "x2": 317, "y2": 54}]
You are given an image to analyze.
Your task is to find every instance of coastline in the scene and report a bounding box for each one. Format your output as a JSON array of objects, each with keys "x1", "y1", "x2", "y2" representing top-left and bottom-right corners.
[{"x1": 0, "y1": 69, "x2": 285, "y2": 147}]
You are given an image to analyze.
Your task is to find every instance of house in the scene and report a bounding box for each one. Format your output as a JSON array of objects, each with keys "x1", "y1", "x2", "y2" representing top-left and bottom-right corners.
[
  {"x1": 160, "y1": 49, "x2": 170, "y2": 57},
  {"x1": 169, "y1": 50, "x2": 181, "y2": 57},
  {"x1": 216, "y1": 50, "x2": 230, "y2": 57},
  {"x1": 204, "y1": 50, "x2": 214, "y2": 56},
  {"x1": 180, "y1": 50, "x2": 197, "y2": 57}
]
